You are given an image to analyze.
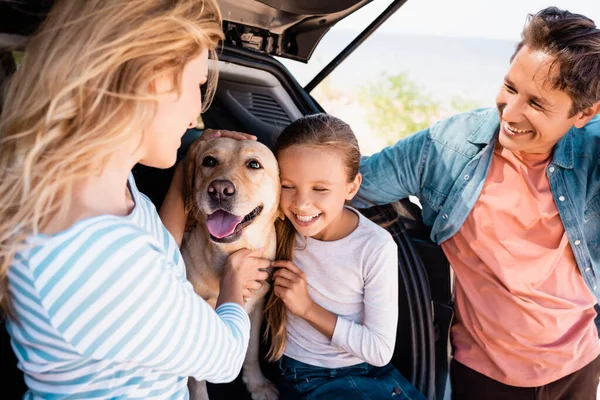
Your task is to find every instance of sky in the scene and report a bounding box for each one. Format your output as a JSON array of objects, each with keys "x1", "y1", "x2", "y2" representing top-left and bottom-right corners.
[{"x1": 335, "y1": 0, "x2": 600, "y2": 40}]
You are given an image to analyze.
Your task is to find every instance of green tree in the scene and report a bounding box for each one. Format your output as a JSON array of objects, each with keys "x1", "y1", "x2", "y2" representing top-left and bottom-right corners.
[
  {"x1": 359, "y1": 73, "x2": 480, "y2": 145},
  {"x1": 449, "y1": 96, "x2": 481, "y2": 114}
]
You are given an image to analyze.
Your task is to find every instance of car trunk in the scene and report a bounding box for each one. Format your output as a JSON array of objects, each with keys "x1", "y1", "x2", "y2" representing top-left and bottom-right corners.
[{"x1": 0, "y1": 1, "x2": 452, "y2": 399}]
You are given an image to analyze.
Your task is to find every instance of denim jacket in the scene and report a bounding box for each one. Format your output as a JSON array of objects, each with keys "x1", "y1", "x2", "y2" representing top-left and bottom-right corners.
[{"x1": 353, "y1": 108, "x2": 600, "y2": 302}]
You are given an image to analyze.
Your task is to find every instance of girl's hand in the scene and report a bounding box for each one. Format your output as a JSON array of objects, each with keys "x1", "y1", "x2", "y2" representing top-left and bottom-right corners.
[
  {"x1": 201, "y1": 129, "x2": 257, "y2": 142},
  {"x1": 272, "y1": 260, "x2": 337, "y2": 339},
  {"x1": 271, "y1": 261, "x2": 313, "y2": 318}
]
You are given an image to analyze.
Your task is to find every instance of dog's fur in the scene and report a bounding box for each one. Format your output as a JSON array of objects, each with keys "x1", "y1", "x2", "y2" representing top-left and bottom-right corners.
[{"x1": 182, "y1": 137, "x2": 280, "y2": 400}]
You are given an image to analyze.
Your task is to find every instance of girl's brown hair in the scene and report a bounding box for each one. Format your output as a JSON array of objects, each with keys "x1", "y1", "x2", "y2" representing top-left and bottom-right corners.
[
  {"x1": 264, "y1": 113, "x2": 361, "y2": 361},
  {"x1": 0, "y1": 0, "x2": 224, "y2": 315}
]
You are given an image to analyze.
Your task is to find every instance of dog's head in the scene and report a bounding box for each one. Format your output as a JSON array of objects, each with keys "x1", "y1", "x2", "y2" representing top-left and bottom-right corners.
[{"x1": 184, "y1": 137, "x2": 280, "y2": 245}]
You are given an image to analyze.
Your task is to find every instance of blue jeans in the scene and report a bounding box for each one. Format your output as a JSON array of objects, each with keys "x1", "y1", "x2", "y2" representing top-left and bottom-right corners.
[{"x1": 278, "y1": 356, "x2": 426, "y2": 400}]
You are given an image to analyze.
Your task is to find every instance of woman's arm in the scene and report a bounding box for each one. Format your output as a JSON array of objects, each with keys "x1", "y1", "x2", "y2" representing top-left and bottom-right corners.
[
  {"x1": 159, "y1": 162, "x2": 186, "y2": 247},
  {"x1": 39, "y1": 227, "x2": 268, "y2": 383}
]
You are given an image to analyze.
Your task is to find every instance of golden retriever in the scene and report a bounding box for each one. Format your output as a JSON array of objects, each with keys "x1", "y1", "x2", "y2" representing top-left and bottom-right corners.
[{"x1": 182, "y1": 137, "x2": 279, "y2": 400}]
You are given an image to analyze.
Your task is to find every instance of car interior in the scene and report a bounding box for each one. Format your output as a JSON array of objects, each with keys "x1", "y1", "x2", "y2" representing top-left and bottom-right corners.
[{"x1": 0, "y1": 1, "x2": 454, "y2": 399}]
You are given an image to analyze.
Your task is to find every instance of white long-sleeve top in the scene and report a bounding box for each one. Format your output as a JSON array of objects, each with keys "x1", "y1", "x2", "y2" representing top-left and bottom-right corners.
[
  {"x1": 6, "y1": 174, "x2": 250, "y2": 399},
  {"x1": 284, "y1": 207, "x2": 399, "y2": 368}
]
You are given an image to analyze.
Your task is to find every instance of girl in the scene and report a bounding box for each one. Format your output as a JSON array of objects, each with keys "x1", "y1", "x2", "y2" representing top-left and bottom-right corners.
[
  {"x1": 0, "y1": 0, "x2": 268, "y2": 398},
  {"x1": 265, "y1": 114, "x2": 425, "y2": 400}
]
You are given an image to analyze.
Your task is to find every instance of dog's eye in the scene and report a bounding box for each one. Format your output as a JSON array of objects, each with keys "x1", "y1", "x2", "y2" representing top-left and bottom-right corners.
[
  {"x1": 247, "y1": 160, "x2": 262, "y2": 169},
  {"x1": 202, "y1": 156, "x2": 218, "y2": 167}
]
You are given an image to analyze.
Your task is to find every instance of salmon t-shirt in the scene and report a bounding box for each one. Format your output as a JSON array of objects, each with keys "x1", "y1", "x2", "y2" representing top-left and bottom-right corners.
[{"x1": 442, "y1": 142, "x2": 599, "y2": 387}]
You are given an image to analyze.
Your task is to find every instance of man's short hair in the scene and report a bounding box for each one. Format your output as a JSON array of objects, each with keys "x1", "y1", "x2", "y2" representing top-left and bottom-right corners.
[{"x1": 512, "y1": 7, "x2": 600, "y2": 116}]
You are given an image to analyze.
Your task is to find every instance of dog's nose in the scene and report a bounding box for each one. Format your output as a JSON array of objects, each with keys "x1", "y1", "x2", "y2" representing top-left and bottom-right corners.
[{"x1": 208, "y1": 179, "x2": 236, "y2": 201}]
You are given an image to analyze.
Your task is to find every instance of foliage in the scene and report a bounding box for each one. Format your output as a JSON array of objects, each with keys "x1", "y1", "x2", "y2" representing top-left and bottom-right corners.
[{"x1": 359, "y1": 72, "x2": 481, "y2": 145}]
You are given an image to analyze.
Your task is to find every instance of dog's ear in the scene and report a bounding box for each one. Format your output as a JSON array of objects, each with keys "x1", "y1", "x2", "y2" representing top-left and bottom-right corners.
[
  {"x1": 183, "y1": 138, "x2": 205, "y2": 230},
  {"x1": 183, "y1": 146, "x2": 196, "y2": 215}
]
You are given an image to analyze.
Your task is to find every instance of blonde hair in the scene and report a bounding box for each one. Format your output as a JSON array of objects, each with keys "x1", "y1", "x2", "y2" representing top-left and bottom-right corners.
[
  {"x1": 0, "y1": 0, "x2": 224, "y2": 314},
  {"x1": 264, "y1": 114, "x2": 361, "y2": 361}
]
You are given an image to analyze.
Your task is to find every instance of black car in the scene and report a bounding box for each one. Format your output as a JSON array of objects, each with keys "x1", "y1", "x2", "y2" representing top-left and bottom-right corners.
[{"x1": 0, "y1": 1, "x2": 454, "y2": 399}]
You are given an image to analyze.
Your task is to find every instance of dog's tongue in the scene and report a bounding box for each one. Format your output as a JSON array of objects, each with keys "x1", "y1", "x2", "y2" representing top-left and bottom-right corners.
[{"x1": 206, "y1": 210, "x2": 244, "y2": 239}]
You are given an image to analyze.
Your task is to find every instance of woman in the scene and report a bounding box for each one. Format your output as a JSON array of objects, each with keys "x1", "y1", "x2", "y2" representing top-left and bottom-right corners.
[{"x1": 0, "y1": 0, "x2": 268, "y2": 398}]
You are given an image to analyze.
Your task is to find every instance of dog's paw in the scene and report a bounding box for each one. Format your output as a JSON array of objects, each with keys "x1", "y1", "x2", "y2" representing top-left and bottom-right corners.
[
  {"x1": 242, "y1": 374, "x2": 279, "y2": 400},
  {"x1": 247, "y1": 380, "x2": 279, "y2": 400}
]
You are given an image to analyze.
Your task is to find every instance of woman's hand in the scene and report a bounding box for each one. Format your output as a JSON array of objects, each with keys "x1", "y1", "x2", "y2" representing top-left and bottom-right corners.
[
  {"x1": 219, "y1": 248, "x2": 271, "y2": 306},
  {"x1": 271, "y1": 261, "x2": 314, "y2": 318},
  {"x1": 200, "y1": 129, "x2": 257, "y2": 142}
]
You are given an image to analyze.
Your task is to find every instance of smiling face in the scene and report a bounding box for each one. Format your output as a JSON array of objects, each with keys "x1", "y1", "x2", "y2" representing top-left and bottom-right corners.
[
  {"x1": 185, "y1": 137, "x2": 280, "y2": 244},
  {"x1": 278, "y1": 145, "x2": 360, "y2": 241},
  {"x1": 495, "y1": 45, "x2": 593, "y2": 155},
  {"x1": 140, "y1": 49, "x2": 208, "y2": 168}
]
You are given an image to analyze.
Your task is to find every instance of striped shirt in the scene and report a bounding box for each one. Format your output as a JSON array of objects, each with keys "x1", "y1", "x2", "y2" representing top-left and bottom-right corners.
[{"x1": 6, "y1": 174, "x2": 250, "y2": 399}]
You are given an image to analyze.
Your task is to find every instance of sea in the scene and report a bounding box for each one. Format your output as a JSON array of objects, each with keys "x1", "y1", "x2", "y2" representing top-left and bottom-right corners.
[
  {"x1": 280, "y1": 30, "x2": 518, "y2": 108},
  {"x1": 278, "y1": 30, "x2": 518, "y2": 154}
]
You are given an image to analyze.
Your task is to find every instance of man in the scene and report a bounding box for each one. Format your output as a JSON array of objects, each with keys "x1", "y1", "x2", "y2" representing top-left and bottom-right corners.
[{"x1": 353, "y1": 7, "x2": 600, "y2": 399}]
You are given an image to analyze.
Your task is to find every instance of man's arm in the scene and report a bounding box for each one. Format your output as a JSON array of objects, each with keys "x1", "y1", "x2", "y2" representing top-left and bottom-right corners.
[{"x1": 352, "y1": 127, "x2": 431, "y2": 208}]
